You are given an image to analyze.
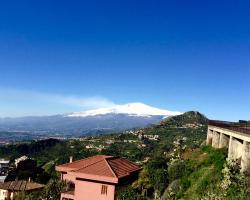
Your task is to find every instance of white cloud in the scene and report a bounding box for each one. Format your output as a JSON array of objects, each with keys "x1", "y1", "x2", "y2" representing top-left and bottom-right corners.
[
  {"x1": 0, "y1": 87, "x2": 116, "y2": 115},
  {"x1": 47, "y1": 95, "x2": 116, "y2": 109}
]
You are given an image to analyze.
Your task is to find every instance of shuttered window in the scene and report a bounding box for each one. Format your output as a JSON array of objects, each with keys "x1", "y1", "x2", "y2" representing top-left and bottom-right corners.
[{"x1": 101, "y1": 185, "x2": 108, "y2": 195}]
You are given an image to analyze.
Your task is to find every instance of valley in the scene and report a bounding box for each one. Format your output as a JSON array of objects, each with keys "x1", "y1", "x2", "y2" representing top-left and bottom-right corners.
[
  {"x1": 0, "y1": 103, "x2": 182, "y2": 142},
  {"x1": 0, "y1": 111, "x2": 249, "y2": 200}
]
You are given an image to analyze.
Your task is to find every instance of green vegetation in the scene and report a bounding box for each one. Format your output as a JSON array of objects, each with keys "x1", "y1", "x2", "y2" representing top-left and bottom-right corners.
[
  {"x1": 117, "y1": 187, "x2": 146, "y2": 200},
  {"x1": 1, "y1": 111, "x2": 249, "y2": 199},
  {"x1": 177, "y1": 146, "x2": 227, "y2": 199},
  {"x1": 1, "y1": 139, "x2": 100, "y2": 184},
  {"x1": 0, "y1": 139, "x2": 61, "y2": 160},
  {"x1": 160, "y1": 111, "x2": 208, "y2": 127}
]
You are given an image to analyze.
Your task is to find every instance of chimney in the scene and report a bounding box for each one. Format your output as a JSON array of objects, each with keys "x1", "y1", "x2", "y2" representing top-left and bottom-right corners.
[{"x1": 70, "y1": 156, "x2": 73, "y2": 163}]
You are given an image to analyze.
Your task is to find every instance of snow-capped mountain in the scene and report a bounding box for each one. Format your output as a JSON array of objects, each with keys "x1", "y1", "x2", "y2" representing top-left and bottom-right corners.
[
  {"x1": 0, "y1": 103, "x2": 182, "y2": 136},
  {"x1": 66, "y1": 102, "x2": 182, "y2": 117}
]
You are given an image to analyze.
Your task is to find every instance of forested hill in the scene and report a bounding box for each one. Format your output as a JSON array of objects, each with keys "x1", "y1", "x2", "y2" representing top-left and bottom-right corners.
[
  {"x1": 0, "y1": 139, "x2": 62, "y2": 159},
  {"x1": 160, "y1": 111, "x2": 208, "y2": 127},
  {"x1": 136, "y1": 111, "x2": 208, "y2": 159}
]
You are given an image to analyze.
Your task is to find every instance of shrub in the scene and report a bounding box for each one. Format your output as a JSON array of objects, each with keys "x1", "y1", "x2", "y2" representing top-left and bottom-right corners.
[
  {"x1": 202, "y1": 145, "x2": 227, "y2": 170},
  {"x1": 168, "y1": 160, "x2": 187, "y2": 182},
  {"x1": 116, "y1": 187, "x2": 146, "y2": 200}
]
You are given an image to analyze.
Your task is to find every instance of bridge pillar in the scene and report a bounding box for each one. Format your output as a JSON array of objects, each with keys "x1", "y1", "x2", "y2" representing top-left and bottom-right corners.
[
  {"x1": 241, "y1": 141, "x2": 250, "y2": 172},
  {"x1": 219, "y1": 133, "x2": 230, "y2": 148},
  {"x1": 228, "y1": 136, "x2": 233, "y2": 159},
  {"x1": 228, "y1": 137, "x2": 243, "y2": 160},
  {"x1": 212, "y1": 131, "x2": 220, "y2": 148},
  {"x1": 206, "y1": 129, "x2": 213, "y2": 145}
]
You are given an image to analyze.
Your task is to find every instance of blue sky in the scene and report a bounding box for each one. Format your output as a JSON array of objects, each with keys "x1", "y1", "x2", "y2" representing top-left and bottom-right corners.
[{"x1": 0, "y1": 0, "x2": 249, "y2": 120}]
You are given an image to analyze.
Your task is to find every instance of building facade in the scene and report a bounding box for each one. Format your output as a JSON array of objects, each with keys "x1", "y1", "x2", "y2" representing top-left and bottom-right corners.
[
  {"x1": 0, "y1": 160, "x2": 9, "y2": 169},
  {"x1": 56, "y1": 155, "x2": 141, "y2": 200},
  {"x1": 207, "y1": 120, "x2": 250, "y2": 171}
]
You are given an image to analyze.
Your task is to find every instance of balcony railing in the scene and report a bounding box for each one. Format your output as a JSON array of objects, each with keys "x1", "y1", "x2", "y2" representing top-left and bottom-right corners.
[{"x1": 61, "y1": 189, "x2": 75, "y2": 200}]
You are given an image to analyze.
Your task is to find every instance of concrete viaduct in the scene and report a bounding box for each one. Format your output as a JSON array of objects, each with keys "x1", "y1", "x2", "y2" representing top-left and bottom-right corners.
[{"x1": 207, "y1": 120, "x2": 250, "y2": 171}]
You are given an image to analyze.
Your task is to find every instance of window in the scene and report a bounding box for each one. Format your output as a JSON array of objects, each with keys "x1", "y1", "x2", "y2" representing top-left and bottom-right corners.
[{"x1": 101, "y1": 185, "x2": 108, "y2": 195}]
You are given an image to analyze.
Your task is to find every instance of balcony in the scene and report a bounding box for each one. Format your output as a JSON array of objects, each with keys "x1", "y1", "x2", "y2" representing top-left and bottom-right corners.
[
  {"x1": 61, "y1": 190, "x2": 75, "y2": 200},
  {"x1": 61, "y1": 181, "x2": 75, "y2": 200}
]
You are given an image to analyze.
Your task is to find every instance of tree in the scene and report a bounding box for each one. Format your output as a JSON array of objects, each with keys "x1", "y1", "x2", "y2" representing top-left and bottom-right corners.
[
  {"x1": 201, "y1": 158, "x2": 250, "y2": 200},
  {"x1": 169, "y1": 137, "x2": 186, "y2": 164},
  {"x1": 41, "y1": 179, "x2": 66, "y2": 200},
  {"x1": 133, "y1": 169, "x2": 152, "y2": 197},
  {"x1": 151, "y1": 169, "x2": 168, "y2": 200},
  {"x1": 117, "y1": 187, "x2": 146, "y2": 200},
  {"x1": 168, "y1": 160, "x2": 187, "y2": 182}
]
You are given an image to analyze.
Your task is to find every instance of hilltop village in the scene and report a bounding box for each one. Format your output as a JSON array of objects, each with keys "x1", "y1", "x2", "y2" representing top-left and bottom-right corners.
[{"x1": 0, "y1": 111, "x2": 249, "y2": 200}]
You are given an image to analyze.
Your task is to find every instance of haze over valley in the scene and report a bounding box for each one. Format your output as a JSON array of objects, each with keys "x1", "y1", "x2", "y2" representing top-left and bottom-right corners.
[{"x1": 0, "y1": 103, "x2": 182, "y2": 142}]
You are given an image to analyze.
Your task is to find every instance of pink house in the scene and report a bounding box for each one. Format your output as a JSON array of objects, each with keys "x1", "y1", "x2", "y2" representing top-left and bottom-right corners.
[{"x1": 56, "y1": 155, "x2": 141, "y2": 200}]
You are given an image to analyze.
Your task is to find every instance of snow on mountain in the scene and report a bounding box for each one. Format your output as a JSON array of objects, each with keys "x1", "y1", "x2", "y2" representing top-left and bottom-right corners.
[{"x1": 66, "y1": 102, "x2": 182, "y2": 117}]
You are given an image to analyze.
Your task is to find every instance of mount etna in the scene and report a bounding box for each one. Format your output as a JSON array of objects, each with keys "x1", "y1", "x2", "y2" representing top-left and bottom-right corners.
[{"x1": 0, "y1": 103, "x2": 182, "y2": 135}]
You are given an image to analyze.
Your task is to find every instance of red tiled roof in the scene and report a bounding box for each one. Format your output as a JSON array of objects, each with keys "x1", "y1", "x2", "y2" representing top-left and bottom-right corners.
[
  {"x1": 76, "y1": 159, "x2": 116, "y2": 178},
  {"x1": 57, "y1": 155, "x2": 112, "y2": 171},
  {"x1": 0, "y1": 180, "x2": 44, "y2": 191},
  {"x1": 56, "y1": 155, "x2": 141, "y2": 180},
  {"x1": 108, "y1": 157, "x2": 141, "y2": 178}
]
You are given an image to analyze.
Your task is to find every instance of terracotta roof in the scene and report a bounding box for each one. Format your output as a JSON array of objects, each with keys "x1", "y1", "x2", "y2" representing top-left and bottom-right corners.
[
  {"x1": 108, "y1": 157, "x2": 142, "y2": 178},
  {"x1": 76, "y1": 159, "x2": 116, "y2": 178},
  {"x1": 56, "y1": 155, "x2": 141, "y2": 180},
  {"x1": 0, "y1": 180, "x2": 44, "y2": 191},
  {"x1": 57, "y1": 155, "x2": 112, "y2": 171}
]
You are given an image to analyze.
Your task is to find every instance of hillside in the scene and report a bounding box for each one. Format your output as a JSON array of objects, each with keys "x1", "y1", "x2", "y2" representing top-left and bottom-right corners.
[
  {"x1": 0, "y1": 111, "x2": 208, "y2": 162},
  {"x1": 0, "y1": 111, "x2": 208, "y2": 164},
  {"x1": 129, "y1": 112, "x2": 250, "y2": 200},
  {"x1": 138, "y1": 111, "x2": 208, "y2": 157},
  {"x1": 160, "y1": 111, "x2": 208, "y2": 127},
  {"x1": 4, "y1": 111, "x2": 246, "y2": 200}
]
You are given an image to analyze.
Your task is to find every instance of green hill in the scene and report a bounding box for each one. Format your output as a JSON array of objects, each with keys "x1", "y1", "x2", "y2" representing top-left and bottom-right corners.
[
  {"x1": 160, "y1": 111, "x2": 208, "y2": 128},
  {"x1": 130, "y1": 112, "x2": 250, "y2": 200},
  {"x1": 134, "y1": 111, "x2": 208, "y2": 160}
]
